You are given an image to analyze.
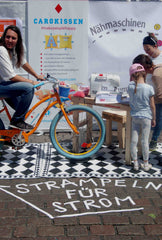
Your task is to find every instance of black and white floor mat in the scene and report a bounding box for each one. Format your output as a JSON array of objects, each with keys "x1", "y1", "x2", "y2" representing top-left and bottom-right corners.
[{"x1": 0, "y1": 143, "x2": 161, "y2": 179}]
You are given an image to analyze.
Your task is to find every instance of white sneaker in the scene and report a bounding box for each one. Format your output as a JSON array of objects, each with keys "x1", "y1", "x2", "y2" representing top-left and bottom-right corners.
[
  {"x1": 134, "y1": 164, "x2": 139, "y2": 171},
  {"x1": 141, "y1": 163, "x2": 152, "y2": 171},
  {"x1": 133, "y1": 160, "x2": 139, "y2": 171}
]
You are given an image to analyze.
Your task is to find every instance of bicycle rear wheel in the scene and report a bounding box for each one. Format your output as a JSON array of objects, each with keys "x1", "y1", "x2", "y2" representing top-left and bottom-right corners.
[{"x1": 50, "y1": 105, "x2": 105, "y2": 160}]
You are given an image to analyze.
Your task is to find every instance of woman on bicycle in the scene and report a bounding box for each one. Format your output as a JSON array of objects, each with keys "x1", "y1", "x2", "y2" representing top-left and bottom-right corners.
[{"x1": 0, "y1": 25, "x2": 43, "y2": 130}]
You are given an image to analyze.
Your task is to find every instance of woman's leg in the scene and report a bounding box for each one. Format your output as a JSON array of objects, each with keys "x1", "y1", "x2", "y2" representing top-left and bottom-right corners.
[
  {"x1": 0, "y1": 81, "x2": 34, "y2": 122},
  {"x1": 151, "y1": 103, "x2": 162, "y2": 141}
]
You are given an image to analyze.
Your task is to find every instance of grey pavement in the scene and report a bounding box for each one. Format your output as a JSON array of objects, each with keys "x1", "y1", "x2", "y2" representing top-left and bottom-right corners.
[{"x1": 0, "y1": 132, "x2": 161, "y2": 240}]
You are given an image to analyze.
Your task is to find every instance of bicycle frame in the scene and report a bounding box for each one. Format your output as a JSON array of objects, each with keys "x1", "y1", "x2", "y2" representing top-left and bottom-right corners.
[
  {"x1": 25, "y1": 89, "x2": 79, "y2": 137},
  {"x1": 0, "y1": 99, "x2": 20, "y2": 142},
  {"x1": 0, "y1": 85, "x2": 79, "y2": 145},
  {"x1": 0, "y1": 76, "x2": 106, "y2": 159}
]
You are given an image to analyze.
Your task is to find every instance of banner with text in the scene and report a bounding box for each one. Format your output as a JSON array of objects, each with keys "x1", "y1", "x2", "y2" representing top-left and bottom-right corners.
[
  {"x1": 28, "y1": 0, "x2": 88, "y2": 129},
  {"x1": 88, "y1": 2, "x2": 162, "y2": 88},
  {"x1": 28, "y1": 0, "x2": 88, "y2": 85}
]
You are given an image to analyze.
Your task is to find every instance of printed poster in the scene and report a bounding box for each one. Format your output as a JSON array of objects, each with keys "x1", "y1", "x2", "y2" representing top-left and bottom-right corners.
[
  {"x1": 28, "y1": 0, "x2": 88, "y2": 85},
  {"x1": 28, "y1": 0, "x2": 88, "y2": 129}
]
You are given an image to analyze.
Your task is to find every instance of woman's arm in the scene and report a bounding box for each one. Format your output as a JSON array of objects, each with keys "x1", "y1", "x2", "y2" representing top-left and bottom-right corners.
[
  {"x1": 152, "y1": 65, "x2": 162, "y2": 103},
  {"x1": 11, "y1": 62, "x2": 44, "y2": 87},
  {"x1": 150, "y1": 95, "x2": 156, "y2": 127},
  {"x1": 22, "y1": 62, "x2": 44, "y2": 81},
  {"x1": 10, "y1": 74, "x2": 34, "y2": 84}
]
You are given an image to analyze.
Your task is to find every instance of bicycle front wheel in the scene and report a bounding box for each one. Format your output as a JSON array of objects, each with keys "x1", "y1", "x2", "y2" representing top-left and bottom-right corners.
[{"x1": 50, "y1": 105, "x2": 105, "y2": 160}]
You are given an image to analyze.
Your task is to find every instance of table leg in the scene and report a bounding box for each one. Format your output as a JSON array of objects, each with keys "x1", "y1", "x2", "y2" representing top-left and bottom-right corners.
[{"x1": 105, "y1": 119, "x2": 112, "y2": 146}]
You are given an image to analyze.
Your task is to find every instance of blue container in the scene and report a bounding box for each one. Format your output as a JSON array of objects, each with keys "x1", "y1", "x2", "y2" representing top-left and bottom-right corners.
[{"x1": 59, "y1": 85, "x2": 70, "y2": 97}]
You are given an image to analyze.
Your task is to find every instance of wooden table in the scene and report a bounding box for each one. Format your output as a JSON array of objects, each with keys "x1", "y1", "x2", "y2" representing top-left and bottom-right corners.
[{"x1": 71, "y1": 96, "x2": 131, "y2": 165}]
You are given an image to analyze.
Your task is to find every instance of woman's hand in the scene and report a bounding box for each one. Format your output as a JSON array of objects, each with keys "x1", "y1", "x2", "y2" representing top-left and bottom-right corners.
[
  {"x1": 151, "y1": 119, "x2": 156, "y2": 127},
  {"x1": 32, "y1": 80, "x2": 41, "y2": 90},
  {"x1": 36, "y1": 75, "x2": 45, "y2": 81}
]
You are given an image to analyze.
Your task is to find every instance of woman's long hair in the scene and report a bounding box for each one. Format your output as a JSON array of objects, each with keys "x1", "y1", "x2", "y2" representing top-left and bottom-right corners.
[{"x1": 0, "y1": 25, "x2": 24, "y2": 68}]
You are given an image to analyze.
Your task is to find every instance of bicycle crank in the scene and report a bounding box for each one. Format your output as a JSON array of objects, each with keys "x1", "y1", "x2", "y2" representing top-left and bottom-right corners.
[{"x1": 11, "y1": 133, "x2": 26, "y2": 147}]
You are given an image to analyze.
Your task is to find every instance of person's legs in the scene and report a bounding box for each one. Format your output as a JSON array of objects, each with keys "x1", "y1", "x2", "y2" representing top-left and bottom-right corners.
[
  {"x1": 0, "y1": 81, "x2": 34, "y2": 129},
  {"x1": 150, "y1": 103, "x2": 162, "y2": 149},
  {"x1": 130, "y1": 117, "x2": 140, "y2": 170},
  {"x1": 141, "y1": 118, "x2": 152, "y2": 171},
  {"x1": 141, "y1": 118, "x2": 151, "y2": 161}
]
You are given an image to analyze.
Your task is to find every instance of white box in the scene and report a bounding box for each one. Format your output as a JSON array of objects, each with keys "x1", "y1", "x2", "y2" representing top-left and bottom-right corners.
[{"x1": 90, "y1": 73, "x2": 120, "y2": 97}]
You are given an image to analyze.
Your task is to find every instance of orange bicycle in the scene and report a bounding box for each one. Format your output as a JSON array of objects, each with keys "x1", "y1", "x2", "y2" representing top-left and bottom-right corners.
[{"x1": 0, "y1": 75, "x2": 105, "y2": 160}]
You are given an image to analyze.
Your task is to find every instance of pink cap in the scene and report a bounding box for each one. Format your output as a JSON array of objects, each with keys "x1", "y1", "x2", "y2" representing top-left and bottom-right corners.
[{"x1": 129, "y1": 63, "x2": 145, "y2": 76}]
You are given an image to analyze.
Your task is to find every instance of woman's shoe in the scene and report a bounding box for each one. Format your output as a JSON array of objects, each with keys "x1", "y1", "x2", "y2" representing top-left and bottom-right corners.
[
  {"x1": 10, "y1": 120, "x2": 33, "y2": 131},
  {"x1": 149, "y1": 140, "x2": 157, "y2": 151}
]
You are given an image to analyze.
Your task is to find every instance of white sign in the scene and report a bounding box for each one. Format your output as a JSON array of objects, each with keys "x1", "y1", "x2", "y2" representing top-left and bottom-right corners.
[{"x1": 88, "y1": 2, "x2": 162, "y2": 88}]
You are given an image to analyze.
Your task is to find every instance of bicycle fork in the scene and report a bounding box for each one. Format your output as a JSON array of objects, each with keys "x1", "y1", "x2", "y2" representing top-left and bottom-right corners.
[{"x1": 60, "y1": 105, "x2": 79, "y2": 135}]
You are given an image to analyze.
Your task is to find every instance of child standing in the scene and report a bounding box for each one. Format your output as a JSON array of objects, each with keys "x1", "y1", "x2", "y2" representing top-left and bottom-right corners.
[{"x1": 128, "y1": 64, "x2": 156, "y2": 171}]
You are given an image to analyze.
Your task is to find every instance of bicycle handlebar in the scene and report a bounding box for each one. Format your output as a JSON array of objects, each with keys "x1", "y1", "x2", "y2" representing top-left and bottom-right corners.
[
  {"x1": 46, "y1": 75, "x2": 59, "y2": 83},
  {"x1": 34, "y1": 74, "x2": 59, "y2": 88},
  {"x1": 34, "y1": 82, "x2": 44, "y2": 88}
]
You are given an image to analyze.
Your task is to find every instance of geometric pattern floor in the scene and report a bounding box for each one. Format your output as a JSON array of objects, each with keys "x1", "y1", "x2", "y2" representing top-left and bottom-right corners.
[{"x1": 0, "y1": 142, "x2": 161, "y2": 179}]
